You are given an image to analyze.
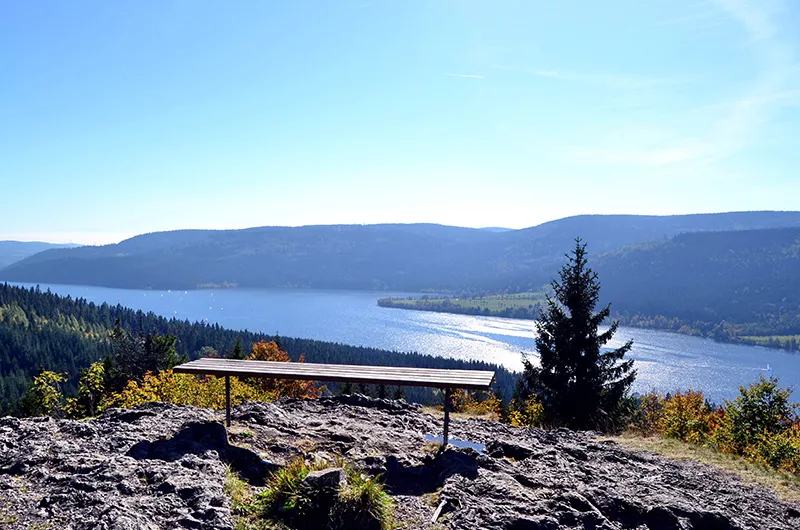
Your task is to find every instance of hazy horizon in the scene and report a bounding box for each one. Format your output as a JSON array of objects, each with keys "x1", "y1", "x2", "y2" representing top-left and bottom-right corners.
[{"x1": 3, "y1": 208, "x2": 800, "y2": 246}]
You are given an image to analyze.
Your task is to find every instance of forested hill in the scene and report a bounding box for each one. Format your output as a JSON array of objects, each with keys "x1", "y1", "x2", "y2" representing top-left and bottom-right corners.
[
  {"x1": 2, "y1": 211, "x2": 800, "y2": 291},
  {"x1": 595, "y1": 227, "x2": 800, "y2": 338},
  {"x1": 0, "y1": 241, "x2": 77, "y2": 269},
  {"x1": 0, "y1": 283, "x2": 515, "y2": 413}
]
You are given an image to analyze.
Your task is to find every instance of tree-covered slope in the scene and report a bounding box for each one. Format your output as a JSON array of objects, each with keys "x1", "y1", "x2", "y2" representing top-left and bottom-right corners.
[
  {"x1": 0, "y1": 241, "x2": 77, "y2": 270},
  {"x1": 2, "y1": 211, "x2": 799, "y2": 291},
  {"x1": 595, "y1": 227, "x2": 800, "y2": 336},
  {"x1": 0, "y1": 283, "x2": 516, "y2": 413}
]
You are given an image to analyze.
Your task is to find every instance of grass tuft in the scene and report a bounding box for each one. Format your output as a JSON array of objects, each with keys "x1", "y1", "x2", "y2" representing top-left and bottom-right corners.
[
  {"x1": 332, "y1": 467, "x2": 393, "y2": 530},
  {"x1": 258, "y1": 459, "x2": 312, "y2": 513},
  {"x1": 256, "y1": 457, "x2": 393, "y2": 529},
  {"x1": 225, "y1": 466, "x2": 254, "y2": 516},
  {"x1": 225, "y1": 455, "x2": 393, "y2": 529}
]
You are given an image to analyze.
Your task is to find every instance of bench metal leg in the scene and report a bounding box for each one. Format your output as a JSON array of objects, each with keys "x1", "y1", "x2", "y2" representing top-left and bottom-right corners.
[
  {"x1": 443, "y1": 387, "x2": 451, "y2": 448},
  {"x1": 225, "y1": 375, "x2": 231, "y2": 427}
]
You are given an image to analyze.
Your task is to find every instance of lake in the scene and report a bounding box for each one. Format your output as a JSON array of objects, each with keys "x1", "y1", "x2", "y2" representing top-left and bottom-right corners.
[{"x1": 13, "y1": 282, "x2": 798, "y2": 403}]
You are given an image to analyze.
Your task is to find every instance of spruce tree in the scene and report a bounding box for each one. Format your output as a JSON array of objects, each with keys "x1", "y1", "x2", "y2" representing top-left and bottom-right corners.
[
  {"x1": 228, "y1": 337, "x2": 246, "y2": 360},
  {"x1": 517, "y1": 238, "x2": 635, "y2": 430}
]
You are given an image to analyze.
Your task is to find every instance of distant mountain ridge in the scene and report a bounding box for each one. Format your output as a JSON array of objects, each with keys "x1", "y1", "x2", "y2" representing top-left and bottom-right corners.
[
  {"x1": 594, "y1": 226, "x2": 800, "y2": 336},
  {"x1": 1, "y1": 211, "x2": 800, "y2": 292},
  {"x1": 0, "y1": 241, "x2": 78, "y2": 270}
]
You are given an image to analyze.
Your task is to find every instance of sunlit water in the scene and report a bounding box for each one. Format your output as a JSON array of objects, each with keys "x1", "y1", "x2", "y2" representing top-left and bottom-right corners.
[{"x1": 11, "y1": 283, "x2": 797, "y2": 402}]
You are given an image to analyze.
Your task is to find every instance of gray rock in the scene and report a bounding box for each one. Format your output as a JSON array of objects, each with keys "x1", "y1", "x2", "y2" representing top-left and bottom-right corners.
[
  {"x1": 486, "y1": 440, "x2": 538, "y2": 460},
  {"x1": 1, "y1": 397, "x2": 799, "y2": 529},
  {"x1": 302, "y1": 467, "x2": 347, "y2": 491}
]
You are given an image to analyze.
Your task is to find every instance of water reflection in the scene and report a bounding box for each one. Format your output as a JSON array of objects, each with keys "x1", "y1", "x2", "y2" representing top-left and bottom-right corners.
[{"x1": 424, "y1": 434, "x2": 486, "y2": 454}]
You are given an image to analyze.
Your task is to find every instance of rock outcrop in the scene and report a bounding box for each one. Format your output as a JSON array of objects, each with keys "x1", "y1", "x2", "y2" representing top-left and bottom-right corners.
[{"x1": 1, "y1": 396, "x2": 798, "y2": 529}]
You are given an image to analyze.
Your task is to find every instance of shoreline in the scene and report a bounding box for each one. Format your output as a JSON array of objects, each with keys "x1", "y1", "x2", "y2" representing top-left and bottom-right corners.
[{"x1": 378, "y1": 298, "x2": 800, "y2": 354}]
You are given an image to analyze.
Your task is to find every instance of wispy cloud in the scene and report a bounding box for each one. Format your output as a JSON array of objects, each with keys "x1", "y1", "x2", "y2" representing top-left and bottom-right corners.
[
  {"x1": 702, "y1": 0, "x2": 798, "y2": 160},
  {"x1": 655, "y1": 6, "x2": 727, "y2": 31},
  {"x1": 566, "y1": 0, "x2": 798, "y2": 169},
  {"x1": 445, "y1": 73, "x2": 485, "y2": 79},
  {"x1": 491, "y1": 64, "x2": 681, "y2": 89},
  {"x1": 712, "y1": 0, "x2": 777, "y2": 41},
  {"x1": 571, "y1": 144, "x2": 708, "y2": 167}
]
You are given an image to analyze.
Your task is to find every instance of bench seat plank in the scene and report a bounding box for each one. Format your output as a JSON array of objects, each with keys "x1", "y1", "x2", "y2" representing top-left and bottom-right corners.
[{"x1": 173, "y1": 358, "x2": 495, "y2": 390}]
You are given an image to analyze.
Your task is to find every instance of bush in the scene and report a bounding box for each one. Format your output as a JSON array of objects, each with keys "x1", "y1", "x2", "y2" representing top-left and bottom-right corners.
[
  {"x1": 447, "y1": 389, "x2": 502, "y2": 418},
  {"x1": 109, "y1": 369, "x2": 270, "y2": 410},
  {"x1": 332, "y1": 467, "x2": 393, "y2": 530},
  {"x1": 743, "y1": 426, "x2": 800, "y2": 473},
  {"x1": 714, "y1": 376, "x2": 795, "y2": 454},
  {"x1": 64, "y1": 361, "x2": 108, "y2": 418},
  {"x1": 658, "y1": 390, "x2": 718, "y2": 444},
  {"x1": 629, "y1": 392, "x2": 665, "y2": 436},
  {"x1": 24, "y1": 340, "x2": 321, "y2": 418},
  {"x1": 19, "y1": 371, "x2": 67, "y2": 417},
  {"x1": 625, "y1": 377, "x2": 800, "y2": 475},
  {"x1": 246, "y1": 342, "x2": 320, "y2": 400},
  {"x1": 508, "y1": 397, "x2": 544, "y2": 428},
  {"x1": 110, "y1": 341, "x2": 320, "y2": 410}
]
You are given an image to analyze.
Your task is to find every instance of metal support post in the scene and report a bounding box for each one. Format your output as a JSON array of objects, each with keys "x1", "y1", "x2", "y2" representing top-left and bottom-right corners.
[
  {"x1": 443, "y1": 387, "x2": 451, "y2": 448},
  {"x1": 225, "y1": 375, "x2": 231, "y2": 427}
]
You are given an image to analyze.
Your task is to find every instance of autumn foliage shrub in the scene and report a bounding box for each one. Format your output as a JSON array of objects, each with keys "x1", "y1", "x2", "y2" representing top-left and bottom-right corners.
[
  {"x1": 245, "y1": 341, "x2": 320, "y2": 400},
  {"x1": 508, "y1": 396, "x2": 545, "y2": 428},
  {"x1": 713, "y1": 376, "x2": 795, "y2": 453},
  {"x1": 446, "y1": 388, "x2": 503, "y2": 418},
  {"x1": 20, "y1": 371, "x2": 67, "y2": 417},
  {"x1": 21, "y1": 340, "x2": 319, "y2": 417},
  {"x1": 629, "y1": 377, "x2": 800, "y2": 474},
  {"x1": 658, "y1": 390, "x2": 719, "y2": 444},
  {"x1": 628, "y1": 392, "x2": 665, "y2": 436},
  {"x1": 110, "y1": 340, "x2": 319, "y2": 409},
  {"x1": 109, "y1": 370, "x2": 264, "y2": 410}
]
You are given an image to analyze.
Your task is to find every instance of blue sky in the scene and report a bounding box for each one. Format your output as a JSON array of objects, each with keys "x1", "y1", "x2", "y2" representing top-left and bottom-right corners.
[{"x1": 1, "y1": 0, "x2": 799, "y2": 244}]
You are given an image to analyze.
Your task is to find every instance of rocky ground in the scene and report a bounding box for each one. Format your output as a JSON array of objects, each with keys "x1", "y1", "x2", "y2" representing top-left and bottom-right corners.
[{"x1": 1, "y1": 396, "x2": 799, "y2": 529}]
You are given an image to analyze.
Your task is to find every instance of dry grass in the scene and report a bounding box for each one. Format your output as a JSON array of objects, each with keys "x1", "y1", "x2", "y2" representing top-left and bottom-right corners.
[
  {"x1": 422, "y1": 442, "x2": 442, "y2": 455},
  {"x1": 607, "y1": 434, "x2": 800, "y2": 503},
  {"x1": 292, "y1": 438, "x2": 318, "y2": 453},
  {"x1": 420, "y1": 488, "x2": 442, "y2": 509}
]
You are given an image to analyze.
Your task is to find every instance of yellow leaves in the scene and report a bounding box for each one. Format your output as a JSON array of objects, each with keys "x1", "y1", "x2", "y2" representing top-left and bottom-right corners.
[
  {"x1": 108, "y1": 370, "x2": 267, "y2": 410},
  {"x1": 441, "y1": 389, "x2": 503, "y2": 418},
  {"x1": 439, "y1": 389, "x2": 521, "y2": 424},
  {"x1": 742, "y1": 426, "x2": 800, "y2": 473},
  {"x1": 508, "y1": 397, "x2": 544, "y2": 428},
  {"x1": 20, "y1": 370, "x2": 66, "y2": 416},
  {"x1": 658, "y1": 390, "x2": 717, "y2": 444},
  {"x1": 109, "y1": 341, "x2": 320, "y2": 410},
  {"x1": 629, "y1": 385, "x2": 800, "y2": 474}
]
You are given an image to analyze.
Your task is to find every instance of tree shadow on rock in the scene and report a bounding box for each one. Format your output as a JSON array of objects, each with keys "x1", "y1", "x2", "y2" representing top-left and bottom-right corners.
[
  {"x1": 126, "y1": 421, "x2": 277, "y2": 486},
  {"x1": 383, "y1": 448, "x2": 479, "y2": 495}
]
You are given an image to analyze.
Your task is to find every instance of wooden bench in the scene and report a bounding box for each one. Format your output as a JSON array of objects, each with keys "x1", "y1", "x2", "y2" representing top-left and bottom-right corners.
[{"x1": 173, "y1": 358, "x2": 495, "y2": 447}]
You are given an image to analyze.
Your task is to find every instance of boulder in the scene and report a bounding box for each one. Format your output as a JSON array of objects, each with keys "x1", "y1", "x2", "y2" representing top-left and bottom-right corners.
[{"x1": 302, "y1": 467, "x2": 347, "y2": 491}]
